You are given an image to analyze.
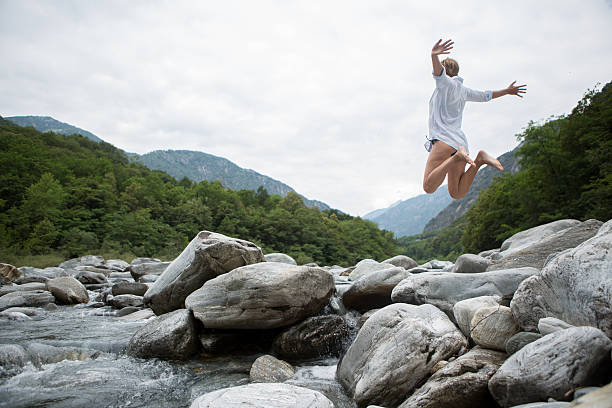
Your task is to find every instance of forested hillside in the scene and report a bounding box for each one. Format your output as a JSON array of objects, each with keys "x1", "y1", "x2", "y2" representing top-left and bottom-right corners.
[{"x1": 0, "y1": 119, "x2": 396, "y2": 267}]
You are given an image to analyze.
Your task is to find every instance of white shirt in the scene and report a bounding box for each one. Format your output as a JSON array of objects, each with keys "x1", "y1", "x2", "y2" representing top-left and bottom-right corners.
[{"x1": 427, "y1": 66, "x2": 492, "y2": 155}]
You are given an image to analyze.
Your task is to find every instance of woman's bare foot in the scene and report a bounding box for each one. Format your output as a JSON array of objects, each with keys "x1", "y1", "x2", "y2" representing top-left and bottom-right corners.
[
  {"x1": 454, "y1": 146, "x2": 476, "y2": 167},
  {"x1": 475, "y1": 150, "x2": 504, "y2": 171}
]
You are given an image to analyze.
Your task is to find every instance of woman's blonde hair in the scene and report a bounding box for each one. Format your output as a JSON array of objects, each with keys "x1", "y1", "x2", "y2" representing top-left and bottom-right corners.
[{"x1": 442, "y1": 58, "x2": 459, "y2": 77}]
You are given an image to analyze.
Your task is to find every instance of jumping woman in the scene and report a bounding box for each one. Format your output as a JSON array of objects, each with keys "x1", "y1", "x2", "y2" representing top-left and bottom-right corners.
[{"x1": 423, "y1": 39, "x2": 527, "y2": 199}]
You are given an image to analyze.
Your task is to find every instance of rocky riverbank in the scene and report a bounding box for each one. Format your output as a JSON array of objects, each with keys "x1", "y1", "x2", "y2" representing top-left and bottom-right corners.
[{"x1": 1, "y1": 218, "x2": 610, "y2": 407}]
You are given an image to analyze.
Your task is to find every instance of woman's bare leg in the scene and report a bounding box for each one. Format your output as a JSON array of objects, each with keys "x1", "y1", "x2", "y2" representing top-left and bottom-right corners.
[
  {"x1": 447, "y1": 149, "x2": 504, "y2": 199},
  {"x1": 423, "y1": 141, "x2": 474, "y2": 193}
]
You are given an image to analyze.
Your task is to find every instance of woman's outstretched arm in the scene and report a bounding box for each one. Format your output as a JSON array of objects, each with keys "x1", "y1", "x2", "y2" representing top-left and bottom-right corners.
[
  {"x1": 492, "y1": 81, "x2": 527, "y2": 98},
  {"x1": 431, "y1": 39, "x2": 453, "y2": 75}
]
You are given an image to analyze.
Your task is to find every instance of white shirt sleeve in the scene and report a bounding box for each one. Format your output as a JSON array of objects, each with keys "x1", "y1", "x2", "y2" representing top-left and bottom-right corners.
[
  {"x1": 433, "y1": 66, "x2": 454, "y2": 90},
  {"x1": 463, "y1": 86, "x2": 493, "y2": 102}
]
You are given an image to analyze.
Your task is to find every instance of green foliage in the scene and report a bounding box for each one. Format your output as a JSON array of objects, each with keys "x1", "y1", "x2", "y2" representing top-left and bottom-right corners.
[{"x1": 0, "y1": 121, "x2": 397, "y2": 266}]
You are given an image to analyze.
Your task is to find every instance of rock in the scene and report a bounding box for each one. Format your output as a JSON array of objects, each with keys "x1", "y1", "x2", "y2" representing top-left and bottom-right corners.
[
  {"x1": 1, "y1": 307, "x2": 39, "y2": 316},
  {"x1": 117, "y1": 308, "x2": 155, "y2": 321},
  {"x1": 189, "y1": 383, "x2": 334, "y2": 407},
  {"x1": 0, "y1": 263, "x2": 22, "y2": 284},
  {"x1": 505, "y1": 332, "x2": 542, "y2": 355},
  {"x1": 108, "y1": 294, "x2": 143, "y2": 309},
  {"x1": 0, "y1": 282, "x2": 47, "y2": 296},
  {"x1": 138, "y1": 274, "x2": 158, "y2": 283},
  {"x1": 348, "y1": 259, "x2": 392, "y2": 281},
  {"x1": 129, "y1": 261, "x2": 170, "y2": 281},
  {"x1": 272, "y1": 315, "x2": 350, "y2": 360},
  {"x1": 130, "y1": 257, "x2": 162, "y2": 265},
  {"x1": 111, "y1": 281, "x2": 148, "y2": 296},
  {"x1": 144, "y1": 231, "x2": 265, "y2": 315},
  {"x1": 46, "y1": 276, "x2": 89, "y2": 304},
  {"x1": 127, "y1": 309, "x2": 200, "y2": 360},
  {"x1": 488, "y1": 327, "x2": 612, "y2": 407},
  {"x1": 108, "y1": 271, "x2": 133, "y2": 280},
  {"x1": 0, "y1": 311, "x2": 31, "y2": 320},
  {"x1": 382, "y1": 255, "x2": 418, "y2": 270},
  {"x1": 392, "y1": 267, "x2": 537, "y2": 318},
  {"x1": 470, "y1": 305, "x2": 520, "y2": 351},
  {"x1": 336, "y1": 303, "x2": 468, "y2": 408},
  {"x1": 264, "y1": 253, "x2": 297, "y2": 265},
  {"x1": 186, "y1": 262, "x2": 334, "y2": 329},
  {"x1": 116, "y1": 306, "x2": 141, "y2": 317},
  {"x1": 538, "y1": 317, "x2": 574, "y2": 336},
  {"x1": 488, "y1": 219, "x2": 602, "y2": 271},
  {"x1": 84, "y1": 283, "x2": 109, "y2": 291},
  {"x1": 59, "y1": 255, "x2": 105, "y2": 270},
  {"x1": 357, "y1": 309, "x2": 380, "y2": 329},
  {"x1": 398, "y1": 347, "x2": 506, "y2": 408},
  {"x1": 499, "y1": 219, "x2": 581, "y2": 255},
  {"x1": 572, "y1": 386, "x2": 600, "y2": 400},
  {"x1": 479, "y1": 249, "x2": 500, "y2": 258},
  {"x1": 104, "y1": 259, "x2": 130, "y2": 271},
  {"x1": 510, "y1": 220, "x2": 612, "y2": 336},
  {"x1": 249, "y1": 355, "x2": 296, "y2": 382},
  {"x1": 75, "y1": 270, "x2": 107, "y2": 284},
  {"x1": 569, "y1": 382, "x2": 612, "y2": 406},
  {"x1": 17, "y1": 267, "x2": 68, "y2": 284},
  {"x1": 341, "y1": 266, "x2": 411, "y2": 311},
  {"x1": 44, "y1": 303, "x2": 58, "y2": 311},
  {"x1": 25, "y1": 342, "x2": 101, "y2": 366},
  {"x1": 452, "y1": 254, "x2": 491, "y2": 273},
  {"x1": 0, "y1": 344, "x2": 29, "y2": 373},
  {"x1": 421, "y1": 260, "x2": 453, "y2": 269},
  {"x1": 0, "y1": 290, "x2": 55, "y2": 311},
  {"x1": 75, "y1": 265, "x2": 113, "y2": 276},
  {"x1": 453, "y1": 295, "x2": 501, "y2": 338}
]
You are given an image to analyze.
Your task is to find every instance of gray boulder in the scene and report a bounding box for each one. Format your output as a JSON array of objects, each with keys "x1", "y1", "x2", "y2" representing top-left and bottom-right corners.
[
  {"x1": 186, "y1": 262, "x2": 334, "y2": 329},
  {"x1": 0, "y1": 263, "x2": 22, "y2": 284},
  {"x1": 453, "y1": 295, "x2": 501, "y2": 338},
  {"x1": 538, "y1": 317, "x2": 573, "y2": 336},
  {"x1": 510, "y1": 220, "x2": 612, "y2": 336},
  {"x1": 264, "y1": 253, "x2": 297, "y2": 265},
  {"x1": 505, "y1": 332, "x2": 542, "y2": 355},
  {"x1": 189, "y1": 383, "x2": 334, "y2": 407},
  {"x1": 75, "y1": 270, "x2": 107, "y2": 284},
  {"x1": 46, "y1": 276, "x2": 89, "y2": 304},
  {"x1": 272, "y1": 315, "x2": 350, "y2": 360},
  {"x1": 470, "y1": 305, "x2": 520, "y2": 351},
  {"x1": 59, "y1": 255, "x2": 105, "y2": 270},
  {"x1": 108, "y1": 294, "x2": 143, "y2": 309},
  {"x1": 391, "y1": 267, "x2": 538, "y2": 317},
  {"x1": 249, "y1": 355, "x2": 296, "y2": 383},
  {"x1": 499, "y1": 219, "x2": 581, "y2": 255},
  {"x1": 398, "y1": 347, "x2": 507, "y2": 408},
  {"x1": 129, "y1": 261, "x2": 170, "y2": 281},
  {"x1": 348, "y1": 259, "x2": 391, "y2": 281},
  {"x1": 453, "y1": 254, "x2": 491, "y2": 273},
  {"x1": 144, "y1": 231, "x2": 265, "y2": 315},
  {"x1": 127, "y1": 309, "x2": 200, "y2": 360},
  {"x1": 382, "y1": 255, "x2": 418, "y2": 269},
  {"x1": 421, "y1": 259, "x2": 453, "y2": 269},
  {"x1": 111, "y1": 281, "x2": 149, "y2": 296},
  {"x1": 488, "y1": 219, "x2": 602, "y2": 271},
  {"x1": 0, "y1": 282, "x2": 47, "y2": 296},
  {"x1": 104, "y1": 259, "x2": 130, "y2": 271},
  {"x1": 341, "y1": 266, "x2": 411, "y2": 311},
  {"x1": 17, "y1": 267, "x2": 68, "y2": 284},
  {"x1": 336, "y1": 303, "x2": 468, "y2": 408},
  {"x1": 488, "y1": 326, "x2": 612, "y2": 407},
  {"x1": 0, "y1": 290, "x2": 55, "y2": 311}
]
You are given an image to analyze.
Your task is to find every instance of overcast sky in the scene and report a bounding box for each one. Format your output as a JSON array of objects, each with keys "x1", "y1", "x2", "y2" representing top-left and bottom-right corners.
[{"x1": 1, "y1": 1, "x2": 611, "y2": 216}]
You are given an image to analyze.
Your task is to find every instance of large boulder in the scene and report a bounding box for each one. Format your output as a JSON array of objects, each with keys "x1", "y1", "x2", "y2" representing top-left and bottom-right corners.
[
  {"x1": 126, "y1": 309, "x2": 200, "y2": 360},
  {"x1": 249, "y1": 355, "x2": 296, "y2": 383},
  {"x1": 144, "y1": 231, "x2": 265, "y2": 315},
  {"x1": 452, "y1": 254, "x2": 491, "y2": 273},
  {"x1": 129, "y1": 261, "x2": 170, "y2": 281},
  {"x1": 0, "y1": 263, "x2": 22, "y2": 284},
  {"x1": 264, "y1": 253, "x2": 297, "y2": 265},
  {"x1": 348, "y1": 259, "x2": 392, "y2": 281},
  {"x1": 336, "y1": 303, "x2": 468, "y2": 408},
  {"x1": 0, "y1": 290, "x2": 55, "y2": 311},
  {"x1": 189, "y1": 383, "x2": 334, "y2": 408},
  {"x1": 470, "y1": 305, "x2": 520, "y2": 351},
  {"x1": 398, "y1": 347, "x2": 507, "y2": 408},
  {"x1": 185, "y1": 262, "x2": 334, "y2": 329},
  {"x1": 46, "y1": 276, "x2": 89, "y2": 304},
  {"x1": 59, "y1": 255, "x2": 105, "y2": 271},
  {"x1": 391, "y1": 267, "x2": 538, "y2": 317},
  {"x1": 499, "y1": 219, "x2": 581, "y2": 255},
  {"x1": 341, "y1": 266, "x2": 411, "y2": 311},
  {"x1": 382, "y1": 255, "x2": 418, "y2": 270},
  {"x1": 510, "y1": 220, "x2": 612, "y2": 336},
  {"x1": 488, "y1": 326, "x2": 612, "y2": 407},
  {"x1": 488, "y1": 219, "x2": 602, "y2": 271}
]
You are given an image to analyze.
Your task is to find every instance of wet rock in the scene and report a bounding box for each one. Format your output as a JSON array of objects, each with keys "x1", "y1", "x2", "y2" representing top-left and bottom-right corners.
[
  {"x1": 392, "y1": 267, "x2": 537, "y2": 318},
  {"x1": 348, "y1": 259, "x2": 392, "y2": 281},
  {"x1": 272, "y1": 315, "x2": 350, "y2": 360},
  {"x1": 75, "y1": 270, "x2": 107, "y2": 284},
  {"x1": 186, "y1": 262, "x2": 334, "y2": 329},
  {"x1": 144, "y1": 231, "x2": 265, "y2": 315},
  {"x1": 24, "y1": 342, "x2": 101, "y2": 366},
  {"x1": 510, "y1": 220, "x2": 612, "y2": 336},
  {"x1": 189, "y1": 383, "x2": 334, "y2": 407},
  {"x1": 399, "y1": 347, "x2": 506, "y2": 408},
  {"x1": 104, "y1": 259, "x2": 130, "y2": 271},
  {"x1": 111, "y1": 281, "x2": 148, "y2": 296},
  {"x1": 127, "y1": 309, "x2": 200, "y2": 360},
  {"x1": 538, "y1": 317, "x2": 573, "y2": 336},
  {"x1": 249, "y1": 355, "x2": 296, "y2": 382},
  {"x1": 116, "y1": 306, "x2": 141, "y2": 316},
  {"x1": 117, "y1": 308, "x2": 155, "y2": 321},
  {"x1": 341, "y1": 266, "x2": 411, "y2": 311},
  {"x1": 488, "y1": 327, "x2": 612, "y2": 407},
  {"x1": 0, "y1": 263, "x2": 22, "y2": 284},
  {"x1": 382, "y1": 255, "x2": 418, "y2": 270},
  {"x1": 505, "y1": 332, "x2": 542, "y2": 355},
  {"x1": 452, "y1": 254, "x2": 491, "y2": 273},
  {"x1": 129, "y1": 261, "x2": 170, "y2": 281},
  {"x1": 336, "y1": 303, "x2": 468, "y2": 408},
  {"x1": 453, "y1": 295, "x2": 501, "y2": 338},
  {"x1": 46, "y1": 276, "x2": 89, "y2": 304},
  {"x1": 0, "y1": 344, "x2": 28, "y2": 374},
  {"x1": 108, "y1": 294, "x2": 143, "y2": 309},
  {"x1": 470, "y1": 305, "x2": 520, "y2": 351},
  {"x1": 264, "y1": 253, "x2": 297, "y2": 265},
  {"x1": 569, "y1": 382, "x2": 612, "y2": 406},
  {"x1": 0, "y1": 290, "x2": 55, "y2": 311},
  {"x1": 0, "y1": 282, "x2": 47, "y2": 296}
]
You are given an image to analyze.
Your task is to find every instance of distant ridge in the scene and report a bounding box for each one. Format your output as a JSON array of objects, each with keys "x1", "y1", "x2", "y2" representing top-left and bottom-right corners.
[{"x1": 6, "y1": 116, "x2": 103, "y2": 143}]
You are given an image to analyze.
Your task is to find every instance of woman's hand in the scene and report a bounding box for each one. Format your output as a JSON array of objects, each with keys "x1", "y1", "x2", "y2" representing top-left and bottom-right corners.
[
  {"x1": 431, "y1": 39, "x2": 454, "y2": 56},
  {"x1": 506, "y1": 81, "x2": 527, "y2": 98}
]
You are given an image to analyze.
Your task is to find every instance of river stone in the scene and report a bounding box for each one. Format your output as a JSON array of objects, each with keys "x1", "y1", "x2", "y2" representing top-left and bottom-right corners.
[
  {"x1": 538, "y1": 317, "x2": 574, "y2": 336},
  {"x1": 336, "y1": 303, "x2": 468, "y2": 408},
  {"x1": 272, "y1": 315, "x2": 350, "y2": 360},
  {"x1": 421, "y1": 259, "x2": 454, "y2": 269},
  {"x1": 190, "y1": 383, "x2": 334, "y2": 408},
  {"x1": 108, "y1": 294, "x2": 143, "y2": 309},
  {"x1": 127, "y1": 309, "x2": 199, "y2": 360},
  {"x1": 118, "y1": 308, "x2": 155, "y2": 321},
  {"x1": 129, "y1": 261, "x2": 170, "y2": 281},
  {"x1": 104, "y1": 259, "x2": 130, "y2": 271},
  {"x1": 453, "y1": 254, "x2": 491, "y2": 273},
  {"x1": 249, "y1": 355, "x2": 296, "y2": 383},
  {"x1": 24, "y1": 342, "x2": 101, "y2": 366},
  {"x1": 1, "y1": 307, "x2": 39, "y2": 316},
  {"x1": 569, "y1": 382, "x2": 612, "y2": 406},
  {"x1": 0, "y1": 263, "x2": 22, "y2": 284},
  {"x1": 500, "y1": 219, "x2": 581, "y2": 255},
  {"x1": 398, "y1": 347, "x2": 506, "y2": 408},
  {"x1": 111, "y1": 281, "x2": 149, "y2": 296},
  {"x1": 138, "y1": 274, "x2": 158, "y2": 283},
  {"x1": 0, "y1": 282, "x2": 47, "y2": 296},
  {"x1": 0, "y1": 311, "x2": 31, "y2": 320},
  {"x1": 453, "y1": 295, "x2": 501, "y2": 338},
  {"x1": 59, "y1": 255, "x2": 105, "y2": 270},
  {"x1": 488, "y1": 219, "x2": 602, "y2": 271},
  {"x1": 17, "y1": 267, "x2": 68, "y2": 284},
  {"x1": 382, "y1": 255, "x2": 418, "y2": 270},
  {"x1": 341, "y1": 266, "x2": 411, "y2": 311},
  {"x1": 116, "y1": 306, "x2": 140, "y2": 317},
  {"x1": 488, "y1": 326, "x2": 612, "y2": 407},
  {"x1": 391, "y1": 267, "x2": 538, "y2": 318},
  {"x1": 510, "y1": 220, "x2": 612, "y2": 336},
  {"x1": 470, "y1": 305, "x2": 520, "y2": 351},
  {"x1": 0, "y1": 290, "x2": 55, "y2": 311},
  {"x1": 505, "y1": 332, "x2": 542, "y2": 355},
  {"x1": 348, "y1": 259, "x2": 392, "y2": 281},
  {"x1": 75, "y1": 270, "x2": 107, "y2": 284},
  {"x1": 46, "y1": 276, "x2": 89, "y2": 304},
  {"x1": 264, "y1": 253, "x2": 297, "y2": 265},
  {"x1": 144, "y1": 231, "x2": 265, "y2": 315},
  {"x1": 186, "y1": 262, "x2": 334, "y2": 329}
]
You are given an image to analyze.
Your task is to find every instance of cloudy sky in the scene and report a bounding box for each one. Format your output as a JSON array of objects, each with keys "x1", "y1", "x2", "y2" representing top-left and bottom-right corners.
[{"x1": 1, "y1": 1, "x2": 611, "y2": 216}]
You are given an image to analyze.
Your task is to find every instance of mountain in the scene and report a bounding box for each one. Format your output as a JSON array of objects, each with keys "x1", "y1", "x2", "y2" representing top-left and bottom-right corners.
[
  {"x1": 6, "y1": 116, "x2": 103, "y2": 143},
  {"x1": 363, "y1": 187, "x2": 453, "y2": 238},
  {"x1": 423, "y1": 147, "x2": 521, "y2": 232},
  {"x1": 135, "y1": 150, "x2": 331, "y2": 210}
]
